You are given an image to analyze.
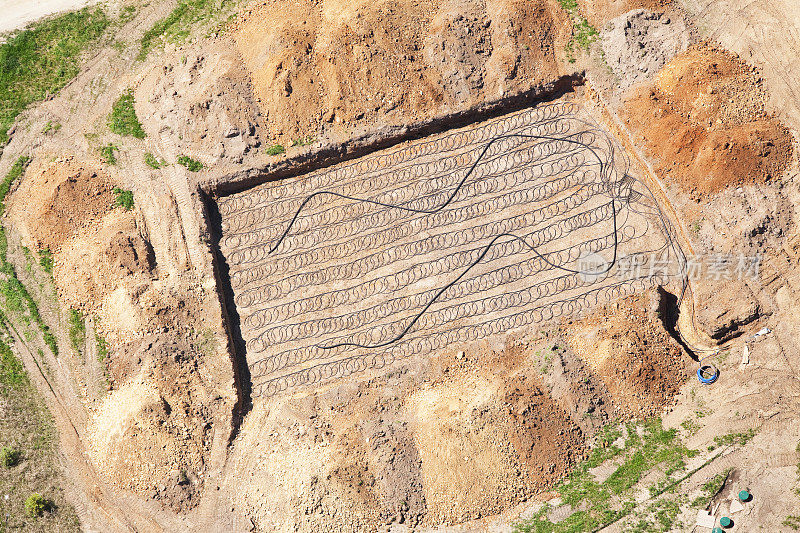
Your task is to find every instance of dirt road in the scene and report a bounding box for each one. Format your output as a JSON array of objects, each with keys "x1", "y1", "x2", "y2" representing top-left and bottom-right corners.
[{"x1": 0, "y1": 0, "x2": 101, "y2": 33}]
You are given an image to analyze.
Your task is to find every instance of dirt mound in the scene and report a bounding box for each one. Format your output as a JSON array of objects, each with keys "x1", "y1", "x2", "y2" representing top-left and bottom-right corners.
[
  {"x1": 87, "y1": 336, "x2": 213, "y2": 512},
  {"x1": 229, "y1": 341, "x2": 588, "y2": 531},
  {"x1": 622, "y1": 42, "x2": 794, "y2": 194},
  {"x1": 566, "y1": 290, "x2": 689, "y2": 419},
  {"x1": 601, "y1": 9, "x2": 691, "y2": 88},
  {"x1": 578, "y1": 0, "x2": 672, "y2": 29},
  {"x1": 7, "y1": 157, "x2": 113, "y2": 253},
  {"x1": 233, "y1": 0, "x2": 572, "y2": 143}
]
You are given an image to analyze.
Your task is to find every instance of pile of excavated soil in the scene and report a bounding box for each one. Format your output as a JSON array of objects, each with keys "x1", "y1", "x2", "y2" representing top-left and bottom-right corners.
[
  {"x1": 233, "y1": 0, "x2": 572, "y2": 143},
  {"x1": 6, "y1": 157, "x2": 113, "y2": 253},
  {"x1": 577, "y1": 0, "x2": 672, "y2": 29},
  {"x1": 621, "y1": 41, "x2": 794, "y2": 194},
  {"x1": 601, "y1": 9, "x2": 692, "y2": 88},
  {"x1": 86, "y1": 336, "x2": 213, "y2": 512},
  {"x1": 226, "y1": 289, "x2": 687, "y2": 531},
  {"x1": 566, "y1": 290, "x2": 689, "y2": 419}
]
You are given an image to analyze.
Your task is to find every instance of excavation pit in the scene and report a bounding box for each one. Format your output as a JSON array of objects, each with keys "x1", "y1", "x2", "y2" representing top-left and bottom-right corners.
[{"x1": 212, "y1": 103, "x2": 684, "y2": 398}]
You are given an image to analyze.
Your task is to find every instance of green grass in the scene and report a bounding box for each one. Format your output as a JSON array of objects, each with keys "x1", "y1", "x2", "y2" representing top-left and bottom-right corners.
[
  {"x1": 713, "y1": 429, "x2": 756, "y2": 448},
  {"x1": 691, "y1": 468, "x2": 731, "y2": 509},
  {"x1": 266, "y1": 144, "x2": 286, "y2": 156},
  {"x1": 785, "y1": 515, "x2": 800, "y2": 530},
  {"x1": 555, "y1": 0, "x2": 598, "y2": 63},
  {"x1": 95, "y1": 332, "x2": 108, "y2": 362},
  {"x1": 0, "y1": 160, "x2": 57, "y2": 355},
  {"x1": 0, "y1": 8, "x2": 109, "y2": 145},
  {"x1": 144, "y1": 152, "x2": 167, "y2": 169},
  {"x1": 291, "y1": 135, "x2": 315, "y2": 147},
  {"x1": 112, "y1": 187, "x2": 134, "y2": 211},
  {"x1": 0, "y1": 157, "x2": 29, "y2": 216},
  {"x1": 67, "y1": 309, "x2": 85, "y2": 355},
  {"x1": 99, "y1": 143, "x2": 118, "y2": 165},
  {"x1": 177, "y1": 155, "x2": 203, "y2": 171},
  {"x1": 42, "y1": 121, "x2": 61, "y2": 135},
  {"x1": 108, "y1": 89, "x2": 145, "y2": 138},
  {"x1": 515, "y1": 420, "x2": 698, "y2": 533},
  {"x1": 138, "y1": 0, "x2": 231, "y2": 60},
  {"x1": 38, "y1": 249, "x2": 54, "y2": 276}
]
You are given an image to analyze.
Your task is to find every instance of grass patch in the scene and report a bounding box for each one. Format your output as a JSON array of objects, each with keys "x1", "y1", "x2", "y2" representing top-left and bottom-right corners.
[
  {"x1": 138, "y1": 0, "x2": 232, "y2": 60},
  {"x1": 38, "y1": 249, "x2": 54, "y2": 276},
  {"x1": 112, "y1": 187, "x2": 134, "y2": 211},
  {"x1": 67, "y1": 309, "x2": 85, "y2": 355},
  {"x1": 177, "y1": 155, "x2": 203, "y2": 172},
  {"x1": 291, "y1": 135, "x2": 315, "y2": 147},
  {"x1": 95, "y1": 332, "x2": 108, "y2": 362},
  {"x1": 0, "y1": 8, "x2": 109, "y2": 145},
  {"x1": 555, "y1": 0, "x2": 598, "y2": 63},
  {"x1": 144, "y1": 152, "x2": 167, "y2": 169},
  {"x1": 515, "y1": 419, "x2": 697, "y2": 533},
  {"x1": 0, "y1": 160, "x2": 57, "y2": 355},
  {"x1": 0, "y1": 157, "x2": 29, "y2": 216},
  {"x1": 107, "y1": 89, "x2": 145, "y2": 138},
  {"x1": 42, "y1": 121, "x2": 61, "y2": 135},
  {"x1": 266, "y1": 144, "x2": 286, "y2": 156},
  {"x1": 99, "y1": 143, "x2": 118, "y2": 165},
  {"x1": 713, "y1": 429, "x2": 756, "y2": 448},
  {"x1": 785, "y1": 515, "x2": 800, "y2": 530}
]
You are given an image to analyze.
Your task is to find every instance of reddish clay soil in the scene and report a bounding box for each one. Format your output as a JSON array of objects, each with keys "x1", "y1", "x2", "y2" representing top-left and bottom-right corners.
[
  {"x1": 621, "y1": 42, "x2": 794, "y2": 195},
  {"x1": 577, "y1": 0, "x2": 673, "y2": 28}
]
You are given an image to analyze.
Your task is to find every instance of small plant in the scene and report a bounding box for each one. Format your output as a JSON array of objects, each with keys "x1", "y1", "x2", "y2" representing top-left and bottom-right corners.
[
  {"x1": 42, "y1": 121, "x2": 61, "y2": 134},
  {"x1": 95, "y1": 333, "x2": 109, "y2": 362},
  {"x1": 25, "y1": 493, "x2": 47, "y2": 518},
  {"x1": 38, "y1": 248, "x2": 54, "y2": 275},
  {"x1": 177, "y1": 155, "x2": 203, "y2": 172},
  {"x1": 100, "y1": 143, "x2": 118, "y2": 165},
  {"x1": 266, "y1": 144, "x2": 286, "y2": 156},
  {"x1": 785, "y1": 515, "x2": 800, "y2": 530},
  {"x1": 144, "y1": 152, "x2": 166, "y2": 169},
  {"x1": 291, "y1": 135, "x2": 315, "y2": 147},
  {"x1": 1, "y1": 446, "x2": 19, "y2": 467},
  {"x1": 68, "y1": 308, "x2": 85, "y2": 355},
  {"x1": 112, "y1": 187, "x2": 134, "y2": 211},
  {"x1": 108, "y1": 89, "x2": 145, "y2": 138}
]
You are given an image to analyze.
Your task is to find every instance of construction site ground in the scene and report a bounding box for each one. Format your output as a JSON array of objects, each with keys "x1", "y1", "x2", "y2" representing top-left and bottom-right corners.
[{"x1": 0, "y1": 0, "x2": 798, "y2": 532}]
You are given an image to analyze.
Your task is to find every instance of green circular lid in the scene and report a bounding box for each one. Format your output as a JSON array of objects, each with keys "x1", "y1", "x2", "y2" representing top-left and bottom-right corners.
[
  {"x1": 738, "y1": 489, "x2": 751, "y2": 501},
  {"x1": 720, "y1": 516, "x2": 732, "y2": 527},
  {"x1": 712, "y1": 528, "x2": 723, "y2": 533}
]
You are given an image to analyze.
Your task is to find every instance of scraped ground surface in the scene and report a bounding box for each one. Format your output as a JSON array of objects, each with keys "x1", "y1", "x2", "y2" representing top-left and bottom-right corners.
[{"x1": 217, "y1": 103, "x2": 685, "y2": 398}]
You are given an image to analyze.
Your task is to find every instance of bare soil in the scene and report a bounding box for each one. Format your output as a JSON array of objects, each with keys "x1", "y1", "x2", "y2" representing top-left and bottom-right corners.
[
  {"x1": 621, "y1": 41, "x2": 794, "y2": 194},
  {"x1": 1, "y1": 0, "x2": 800, "y2": 531},
  {"x1": 233, "y1": 0, "x2": 572, "y2": 144}
]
